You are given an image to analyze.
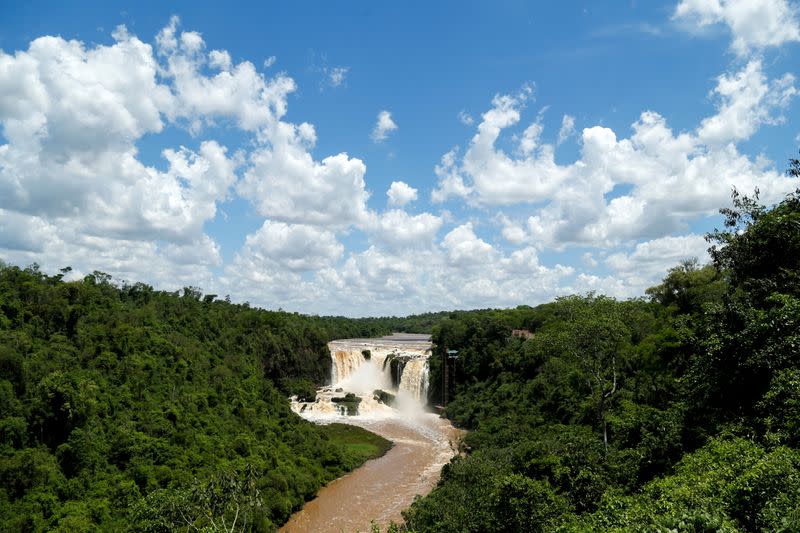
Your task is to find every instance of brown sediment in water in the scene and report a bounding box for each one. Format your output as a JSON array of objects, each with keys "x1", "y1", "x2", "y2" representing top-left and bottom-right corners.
[{"x1": 280, "y1": 414, "x2": 461, "y2": 533}]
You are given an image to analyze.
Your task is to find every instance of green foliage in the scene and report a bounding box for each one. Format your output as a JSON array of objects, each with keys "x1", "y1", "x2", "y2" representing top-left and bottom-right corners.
[
  {"x1": 568, "y1": 437, "x2": 800, "y2": 532},
  {"x1": 646, "y1": 258, "x2": 725, "y2": 315},
  {"x1": 0, "y1": 263, "x2": 405, "y2": 531},
  {"x1": 320, "y1": 423, "x2": 392, "y2": 465}
]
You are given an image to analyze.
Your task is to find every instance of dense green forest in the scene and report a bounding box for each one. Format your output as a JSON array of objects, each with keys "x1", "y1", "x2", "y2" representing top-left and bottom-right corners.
[
  {"x1": 0, "y1": 265, "x2": 409, "y2": 531},
  {"x1": 403, "y1": 157, "x2": 800, "y2": 531}
]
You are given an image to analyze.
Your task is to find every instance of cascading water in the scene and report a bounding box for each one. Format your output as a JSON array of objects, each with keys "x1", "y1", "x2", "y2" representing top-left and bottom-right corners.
[
  {"x1": 291, "y1": 334, "x2": 432, "y2": 418},
  {"x1": 398, "y1": 358, "x2": 429, "y2": 401}
]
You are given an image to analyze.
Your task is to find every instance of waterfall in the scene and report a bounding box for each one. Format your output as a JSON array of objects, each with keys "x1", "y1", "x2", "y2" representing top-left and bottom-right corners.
[
  {"x1": 291, "y1": 336, "x2": 432, "y2": 418},
  {"x1": 398, "y1": 358, "x2": 429, "y2": 402},
  {"x1": 331, "y1": 349, "x2": 368, "y2": 385}
]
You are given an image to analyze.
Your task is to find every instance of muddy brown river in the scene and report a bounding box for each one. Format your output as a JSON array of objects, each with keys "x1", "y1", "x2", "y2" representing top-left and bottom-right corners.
[{"x1": 280, "y1": 414, "x2": 461, "y2": 533}]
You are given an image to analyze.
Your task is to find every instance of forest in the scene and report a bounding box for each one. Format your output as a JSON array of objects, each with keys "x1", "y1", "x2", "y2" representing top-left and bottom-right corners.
[
  {"x1": 404, "y1": 157, "x2": 800, "y2": 531},
  {"x1": 1, "y1": 156, "x2": 799, "y2": 532},
  {"x1": 0, "y1": 262, "x2": 406, "y2": 531}
]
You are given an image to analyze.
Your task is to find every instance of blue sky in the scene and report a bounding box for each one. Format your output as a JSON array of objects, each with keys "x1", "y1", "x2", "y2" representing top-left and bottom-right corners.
[{"x1": 0, "y1": 1, "x2": 798, "y2": 315}]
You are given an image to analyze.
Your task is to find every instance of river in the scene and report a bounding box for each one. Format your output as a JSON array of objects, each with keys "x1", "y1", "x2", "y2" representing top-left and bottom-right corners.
[{"x1": 280, "y1": 413, "x2": 460, "y2": 533}]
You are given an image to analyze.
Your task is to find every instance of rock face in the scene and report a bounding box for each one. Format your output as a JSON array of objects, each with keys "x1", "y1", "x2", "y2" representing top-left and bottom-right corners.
[{"x1": 291, "y1": 334, "x2": 432, "y2": 417}]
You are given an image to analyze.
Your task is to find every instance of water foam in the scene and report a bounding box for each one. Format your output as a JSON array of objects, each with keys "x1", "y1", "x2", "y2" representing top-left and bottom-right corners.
[{"x1": 291, "y1": 336, "x2": 432, "y2": 419}]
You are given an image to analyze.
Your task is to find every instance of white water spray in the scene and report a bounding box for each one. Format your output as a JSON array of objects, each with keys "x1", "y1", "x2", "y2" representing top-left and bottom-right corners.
[{"x1": 291, "y1": 334, "x2": 432, "y2": 418}]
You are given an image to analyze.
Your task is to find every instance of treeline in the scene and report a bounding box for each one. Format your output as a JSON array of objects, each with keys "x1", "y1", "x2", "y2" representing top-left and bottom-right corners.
[
  {"x1": 0, "y1": 265, "x2": 411, "y2": 531},
  {"x1": 403, "y1": 159, "x2": 800, "y2": 531}
]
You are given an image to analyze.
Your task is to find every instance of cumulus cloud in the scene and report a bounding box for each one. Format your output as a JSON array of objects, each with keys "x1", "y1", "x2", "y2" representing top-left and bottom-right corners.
[
  {"x1": 674, "y1": 0, "x2": 800, "y2": 55},
  {"x1": 0, "y1": 23, "x2": 242, "y2": 249},
  {"x1": 208, "y1": 49, "x2": 231, "y2": 70},
  {"x1": 0, "y1": 211, "x2": 223, "y2": 293},
  {"x1": 0, "y1": 17, "x2": 594, "y2": 316},
  {"x1": 431, "y1": 148, "x2": 472, "y2": 203},
  {"x1": 698, "y1": 60, "x2": 796, "y2": 145},
  {"x1": 386, "y1": 180, "x2": 418, "y2": 206},
  {"x1": 603, "y1": 234, "x2": 710, "y2": 292},
  {"x1": 458, "y1": 110, "x2": 474, "y2": 125},
  {"x1": 518, "y1": 120, "x2": 544, "y2": 156},
  {"x1": 442, "y1": 223, "x2": 496, "y2": 266},
  {"x1": 2, "y1": 12, "x2": 798, "y2": 317},
  {"x1": 157, "y1": 17, "x2": 297, "y2": 134},
  {"x1": 234, "y1": 220, "x2": 343, "y2": 272},
  {"x1": 434, "y1": 59, "x2": 797, "y2": 250},
  {"x1": 371, "y1": 110, "x2": 398, "y2": 142},
  {"x1": 238, "y1": 147, "x2": 370, "y2": 228},
  {"x1": 0, "y1": 16, "x2": 364, "y2": 295},
  {"x1": 432, "y1": 92, "x2": 571, "y2": 205},
  {"x1": 367, "y1": 210, "x2": 443, "y2": 250},
  {"x1": 306, "y1": 239, "x2": 575, "y2": 316}
]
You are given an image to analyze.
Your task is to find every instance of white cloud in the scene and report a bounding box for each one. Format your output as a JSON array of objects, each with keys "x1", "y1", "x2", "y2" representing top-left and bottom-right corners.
[
  {"x1": 0, "y1": 209, "x2": 58, "y2": 253},
  {"x1": 371, "y1": 110, "x2": 398, "y2": 142},
  {"x1": 264, "y1": 55, "x2": 276, "y2": 68},
  {"x1": 431, "y1": 148, "x2": 472, "y2": 203},
  {"x1": 434, "y1": 60, "x2": 797, "y2": 249},
  {"x1": 328, "y1": 66, "x2": 349, "y2": 87},
  {"x1": 0, "y1": 212, "x2": 223, "y2": 293},
  {"x1": 698, "y1": 60, "x2": 796, "y2": 145},
  {"x1": 498, "y1": 214, "x2": 528, "y2": 244},
  {"x1": 0, "y1": 26, "x2": 242, "y2": 246},
  {"x1": 582, "y1": 252, "x2": 598, "y2": 268},
  {"x1": 519, "y1": 121, "x2": 544, "y2": 156},
  {"x1": 368, "y1": 209, "x2": 443, "y2": 250},
  {"x1": 557, "y1": 114, "x2": 576, "y2": 144},
  {"x1": 156, "y1": 17, "x2": 297, "y2": 134},
  {"x1": 0, "y1": 17, "x2": 350, "y2": 296},
  {"x1": 208, "y1": 49, "x2": 231, "y2": 71},
  {"x1": 603, "y1": 234, "x2": 710, "y2": 292},
  {"x1": 238, "y1": 145, "x2": 370, "y2": 228},
  {"x1": 441, "y1": 223, "x2": 496, "y2": 266},
  {"x1": 305, "y1": 239, "x2": 575, "y2": 316},
  {"x1": 433, "y1": 92, "x2": 573, "y2": 205},
  {"x1": 674, "y1": 0, "x2": 800, "y2": 55},
  {"x1": 458, "y1": 110, "x2": 474, "y2": 125},
  {"x1": 332, "y1": 246, "x2": 421, "y2": 301},
  {"x1": 386, "y1": 180, "x2": 418, "y2": 206},
  {"x1": 2, "y1": 13, "x2": 798, "y2": 317},
  {"x1": 236, "y1": 220, "x2": 343, "y2": 272}
]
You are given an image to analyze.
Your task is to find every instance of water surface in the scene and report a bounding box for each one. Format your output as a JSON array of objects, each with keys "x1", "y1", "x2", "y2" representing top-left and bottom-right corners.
[{"x1": 280, "y1": 413, "x2": 460, "y2": 533}]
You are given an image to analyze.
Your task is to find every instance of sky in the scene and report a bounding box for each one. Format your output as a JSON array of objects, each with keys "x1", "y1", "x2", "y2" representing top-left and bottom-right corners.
[{"x1": 0, "y1": 0, "x2": 799, "y2": 316}]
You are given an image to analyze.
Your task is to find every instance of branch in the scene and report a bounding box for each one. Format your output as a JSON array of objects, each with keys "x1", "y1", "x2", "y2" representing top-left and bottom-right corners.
[
  {"x1": 604, "y1": 354, "x2": 617, "y2": 399},
  {"x1": 230, "y1": 504, "x2": 240, "y2": 532}
]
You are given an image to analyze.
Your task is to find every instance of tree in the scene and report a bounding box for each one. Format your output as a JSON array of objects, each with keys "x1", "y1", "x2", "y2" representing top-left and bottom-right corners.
[
  {"x1": 645, "y1": 258, "x2": 724, "y2": 315},
  {"x1": 686, "y1": 153, "x2": 800, "y2": 428},
  {"x1": 553, "y1": 295, "x2": 629, "y2": 451},
  {"x1": 707, "y1": 159, "x2": 800, "y2": 304}
]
